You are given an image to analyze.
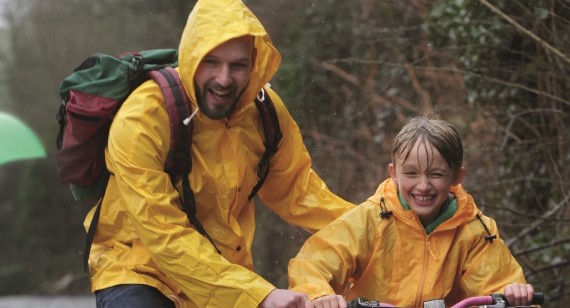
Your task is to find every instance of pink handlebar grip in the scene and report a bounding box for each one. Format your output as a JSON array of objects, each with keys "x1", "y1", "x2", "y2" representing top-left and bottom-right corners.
[{"x1": 451, "y1": 296, "x2": 493, "y2": 308}]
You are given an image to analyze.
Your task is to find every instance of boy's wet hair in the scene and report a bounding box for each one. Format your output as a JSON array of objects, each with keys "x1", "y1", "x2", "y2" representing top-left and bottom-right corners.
[{"x1": 391, "y1": 112, "x2": 463, "y2": 174}]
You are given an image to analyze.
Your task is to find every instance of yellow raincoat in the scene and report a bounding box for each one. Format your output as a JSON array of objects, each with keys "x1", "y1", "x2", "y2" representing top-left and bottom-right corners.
[
  {"x1": 85, "y1": 0, "x2": 355, "y2": 307},
  {"x1": 289, "y1": 179, "x2": 527, "y2": 307}
]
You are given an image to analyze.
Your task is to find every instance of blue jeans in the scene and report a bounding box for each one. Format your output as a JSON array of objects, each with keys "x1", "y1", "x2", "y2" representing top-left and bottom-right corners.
[{"x1": 95, "y1": 284, "x2": 175, "y2": 308}]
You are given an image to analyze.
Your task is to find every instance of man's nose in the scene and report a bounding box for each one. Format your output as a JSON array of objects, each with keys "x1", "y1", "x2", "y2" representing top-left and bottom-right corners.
[{"x1": 215, "y1": 64, "x2": 232, "y2": 87}]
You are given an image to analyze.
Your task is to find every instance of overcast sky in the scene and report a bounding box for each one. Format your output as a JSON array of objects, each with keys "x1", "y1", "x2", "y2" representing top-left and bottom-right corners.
[
  {"x1": 0, "y1": 0, "x2": 11, "y2": 29},
  {"x1": 0, "y1": 0, "x2": 6, "y2": 29}
]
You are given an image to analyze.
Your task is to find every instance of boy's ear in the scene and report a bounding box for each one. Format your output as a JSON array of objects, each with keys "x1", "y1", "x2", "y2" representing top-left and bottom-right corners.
[
  {"x1": 388, "y1": 163, "x2": 397, "y2": 183},
  {"x1": 453, "y1": 167, "x2": 466, "y2": 185}
]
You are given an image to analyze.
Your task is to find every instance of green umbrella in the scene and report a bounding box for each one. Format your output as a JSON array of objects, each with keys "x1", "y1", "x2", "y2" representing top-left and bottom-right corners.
[{"x1": 0, "y1": 112, "x2": 47, "y2": 165}]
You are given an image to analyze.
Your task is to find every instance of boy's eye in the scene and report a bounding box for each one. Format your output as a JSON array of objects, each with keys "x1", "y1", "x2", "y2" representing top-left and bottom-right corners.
[{"x1": 430, "y1": 172, "x2": 445, "y2": 178}]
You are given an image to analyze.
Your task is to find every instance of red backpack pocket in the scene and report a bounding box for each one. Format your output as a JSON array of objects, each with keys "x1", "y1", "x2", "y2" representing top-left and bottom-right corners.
[{"x1": 56, "y1": 90, "x2": 118, "y2": 187}]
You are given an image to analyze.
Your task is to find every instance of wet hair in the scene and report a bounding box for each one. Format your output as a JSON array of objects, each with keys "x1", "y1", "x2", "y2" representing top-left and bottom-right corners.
[{"x1": 391, "y1": 112, "x2": 463, "y2": 174}]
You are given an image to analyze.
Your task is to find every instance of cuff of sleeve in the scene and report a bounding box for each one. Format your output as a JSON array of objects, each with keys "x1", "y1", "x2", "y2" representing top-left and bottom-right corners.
[{"x1": 290, "y1": 283, "x2": 335, "y2": 301}]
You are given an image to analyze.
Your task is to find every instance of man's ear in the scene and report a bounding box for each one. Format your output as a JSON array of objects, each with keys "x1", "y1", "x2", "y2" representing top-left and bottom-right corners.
[{"x1": 453, "y1": 167, "x2": 466, "y2": 185}]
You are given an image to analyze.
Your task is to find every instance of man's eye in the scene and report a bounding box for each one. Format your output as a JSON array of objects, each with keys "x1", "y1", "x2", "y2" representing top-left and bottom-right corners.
[
  {"x1": 232, "y1": 63, "x2": 249, "y2": 70},
  {"x1": 203, "y1": 59, "x2": 218, "y2": 65}
]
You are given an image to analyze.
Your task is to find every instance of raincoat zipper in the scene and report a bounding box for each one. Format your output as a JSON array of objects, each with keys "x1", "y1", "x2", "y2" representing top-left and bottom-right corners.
[{"x1": 414, "y1": 233, "x2": 431, "y2": 307}]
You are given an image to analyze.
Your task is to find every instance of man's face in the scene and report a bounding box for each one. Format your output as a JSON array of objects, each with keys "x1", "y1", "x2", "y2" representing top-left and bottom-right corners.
[{"x1": 194, "y1": 36, "x2": 254, "y2": 119}]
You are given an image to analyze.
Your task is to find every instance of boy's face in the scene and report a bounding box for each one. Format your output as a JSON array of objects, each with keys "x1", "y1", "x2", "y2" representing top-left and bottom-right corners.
[
  {"x1": 389, "y1": 138, "x2": 465, "y2": 226},
  {"x1": 194, "y1": 36, "x2": 254, "y2": 119}
]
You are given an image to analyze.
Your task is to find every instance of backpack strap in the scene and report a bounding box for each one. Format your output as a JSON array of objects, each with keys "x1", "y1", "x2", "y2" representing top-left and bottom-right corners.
[
  {"x1": 147, "y1": 67, "x2": 192, "y2": 179},
  {"x1": 148, "y1": 67, "x2": 220, "y2": 254},
  {"x1": 82, "y1": 173, "x2": 109, "y2": 272},
  {"x1": 248, "y1": 87, "x2": 283, "y2": 200},
  {"x1": 82, "y1": 68, "x2": 222, "y2": 272}
]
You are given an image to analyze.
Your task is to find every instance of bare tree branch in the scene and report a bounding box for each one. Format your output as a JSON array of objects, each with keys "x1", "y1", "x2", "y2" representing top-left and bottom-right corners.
[
  {"x1": 513, "y1": 237, "x2": 570, "y2": 256},
  {"x1": 506, "y1": 194, "x2": 570, "y2": 247},
  {"x1": 478, "y1": 0, "x2": 570, "y2": 65}
]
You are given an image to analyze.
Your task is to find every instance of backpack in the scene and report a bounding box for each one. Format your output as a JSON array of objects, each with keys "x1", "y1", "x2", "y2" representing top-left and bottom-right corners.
[{"x1": 56, "y1": 49, "x2": 282, "y2": 270}]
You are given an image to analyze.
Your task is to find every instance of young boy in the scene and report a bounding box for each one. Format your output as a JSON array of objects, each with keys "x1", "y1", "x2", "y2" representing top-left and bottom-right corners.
[{"x1": 288, "y1": 113, "x2": 534, "y2": 307}]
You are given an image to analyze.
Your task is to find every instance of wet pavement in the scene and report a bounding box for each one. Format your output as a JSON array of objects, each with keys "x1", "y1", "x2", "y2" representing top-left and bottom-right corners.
[{"x1": 0, "y1": 296, "x2": 95, "y2": 308}]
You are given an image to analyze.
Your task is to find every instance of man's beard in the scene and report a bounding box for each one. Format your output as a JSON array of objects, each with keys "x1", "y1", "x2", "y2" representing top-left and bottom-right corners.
[{"x1": 195, "y1": 84, "x2": 246, "y2": 120}]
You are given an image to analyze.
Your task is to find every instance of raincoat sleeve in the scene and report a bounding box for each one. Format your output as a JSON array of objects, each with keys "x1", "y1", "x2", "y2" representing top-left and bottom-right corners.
[
  {"x1": 288, "y1": 202, "x2": 376, "y2": 299},
  {"x1": 257, "y1": 88, "x2": 356, "y2": 233},
  {"x1": 106, "y1": 84, "x2": 275, "y2": 306},
  {"x1": 455, "y1": 215, "x2": 527, "y2": 301}
]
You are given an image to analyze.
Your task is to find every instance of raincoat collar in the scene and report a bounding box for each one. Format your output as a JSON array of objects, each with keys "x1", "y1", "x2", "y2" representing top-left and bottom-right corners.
[
  {"x1": 178, "y1": 0, "x2": 282, "y2": 116},
  {"x1": 398, "y1": 192, "x2": 458, "y2": 234},
  {"x1": 372, "y1": 178, "x2": 479, "y2": 232}
]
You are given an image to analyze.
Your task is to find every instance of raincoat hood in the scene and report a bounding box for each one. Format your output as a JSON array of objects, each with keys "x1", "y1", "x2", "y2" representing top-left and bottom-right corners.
[{"x1": 178, "y1": 0, "x2": 281, "y2": 110}]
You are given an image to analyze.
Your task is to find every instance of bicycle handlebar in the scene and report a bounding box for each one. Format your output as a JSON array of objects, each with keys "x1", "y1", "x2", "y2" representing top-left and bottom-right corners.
[
  {"x1": 347, "y1": 292, "x2": 544, "y2": 308},
  {"x1": 449, "y1": 292, "x2": 544, "y2": 308},
  {"x1": 347, "y1": 297, "x2": 396, "y2": 308}
]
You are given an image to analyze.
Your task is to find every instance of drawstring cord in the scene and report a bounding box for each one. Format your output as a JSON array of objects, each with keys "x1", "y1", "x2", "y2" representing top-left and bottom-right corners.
[
  {"x1": 183, "y1": 107, "x2": 199, "y2": 126},
  {"x1": 379, "y1": 197, "x2": 393, "y2": 219},
  {"x1": 476, "y1": 213, "x2": 497, "y2": 243}
]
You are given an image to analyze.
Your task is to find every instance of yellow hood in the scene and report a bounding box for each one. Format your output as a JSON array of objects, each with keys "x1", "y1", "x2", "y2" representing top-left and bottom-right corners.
[{"x1": 178, "y1": 0, "x2": 281, "y2": 110}]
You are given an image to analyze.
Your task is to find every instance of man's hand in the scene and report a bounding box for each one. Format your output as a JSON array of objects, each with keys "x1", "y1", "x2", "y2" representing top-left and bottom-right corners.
[
  {"x1": 504, "y1": 283, "x2": 534, "y2": 306},
  {"x1": 260, "y1": 289, "x2": 312, "y2": 308},
  {"x1": 312, "y1": 294, "x2": 347, "y2": 308}
]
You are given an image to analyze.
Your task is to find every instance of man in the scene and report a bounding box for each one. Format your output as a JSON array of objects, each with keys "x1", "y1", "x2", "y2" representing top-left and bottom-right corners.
[{"x1": 87, "y1": 0, "x2": 355, "y2": 307}]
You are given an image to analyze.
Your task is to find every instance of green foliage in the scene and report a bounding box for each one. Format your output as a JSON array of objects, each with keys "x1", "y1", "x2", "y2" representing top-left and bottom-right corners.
[
  {"x1": 277, "y1": 0, "x2": 438, "y2": 201},
  {"x1": 425, "y1": 0, "x2": 570, "y2": 302},
  {"x1": 426, "y1": 0, "x2": 559, "y2": 104}
]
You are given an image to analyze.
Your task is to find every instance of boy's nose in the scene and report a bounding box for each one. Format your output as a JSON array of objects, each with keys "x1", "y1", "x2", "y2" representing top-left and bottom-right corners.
[{"x1": 418, "y1": 176, "x2": 431, "y2": 190}]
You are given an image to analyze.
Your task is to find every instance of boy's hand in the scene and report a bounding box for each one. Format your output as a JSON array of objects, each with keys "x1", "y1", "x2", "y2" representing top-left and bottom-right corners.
[
  {"x1": 259, "y1": 289, "x2": 312, "y2": 308},
  {"x1": 312, "y1": 294, "x2": 347, "y2": 308},
  {"x1": 504, "y1": 283, "x2": 534, "y2": 306}
]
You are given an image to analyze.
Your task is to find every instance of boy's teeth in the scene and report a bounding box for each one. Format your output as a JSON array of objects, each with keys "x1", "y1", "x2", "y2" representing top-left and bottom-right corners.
[{"x1": 415, "y1": 195, "x2": 432, "y2": 202}]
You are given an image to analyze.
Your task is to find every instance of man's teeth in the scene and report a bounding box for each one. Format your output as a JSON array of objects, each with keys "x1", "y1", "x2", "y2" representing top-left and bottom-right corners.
[{"x1": 211, "y1": 89, "x2": 230, "y2": 96}]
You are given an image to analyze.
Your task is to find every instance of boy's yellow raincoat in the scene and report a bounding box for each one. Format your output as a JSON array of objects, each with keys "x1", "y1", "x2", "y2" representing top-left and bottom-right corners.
[
  {"x1": 85, "y1": 0, "x2": 354, "y2": 306},
  {"x1": 289, "y1": 179, "x2": 527, "y2": 307}
]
